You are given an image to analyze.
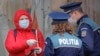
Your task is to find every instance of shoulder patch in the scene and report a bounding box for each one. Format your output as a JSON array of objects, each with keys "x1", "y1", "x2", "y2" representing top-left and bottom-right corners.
[{"x1": 81, "y1": 28, "x2": 87, "y2": 37}]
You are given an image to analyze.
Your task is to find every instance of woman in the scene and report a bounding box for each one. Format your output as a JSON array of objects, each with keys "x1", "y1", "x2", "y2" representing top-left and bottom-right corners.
[
  {"x1": 5, "y1": 9, "x2": 45, "y2": 56},
  {"x1": 43, "y1": 11, "x2": 84, "y2": 56}
]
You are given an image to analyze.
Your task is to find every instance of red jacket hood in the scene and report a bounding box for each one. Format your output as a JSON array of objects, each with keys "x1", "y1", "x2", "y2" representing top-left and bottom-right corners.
[{"x1": 14, "y1": 9, "x2": 32, "y2": 30}]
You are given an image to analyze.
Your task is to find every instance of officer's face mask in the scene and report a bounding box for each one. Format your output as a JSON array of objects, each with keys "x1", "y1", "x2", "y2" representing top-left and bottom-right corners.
[
  {"x1": 19, "y1": 15, "x2": 29, "y2": 29},
  {"x1": 68, "y1": 17, "x2": 77, "y2": 26}
]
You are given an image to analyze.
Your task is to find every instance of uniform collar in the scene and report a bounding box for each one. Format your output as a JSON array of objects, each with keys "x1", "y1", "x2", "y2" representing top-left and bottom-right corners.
[{"x1": 77, "y1": 14, "x2": 88, "y2": 25}]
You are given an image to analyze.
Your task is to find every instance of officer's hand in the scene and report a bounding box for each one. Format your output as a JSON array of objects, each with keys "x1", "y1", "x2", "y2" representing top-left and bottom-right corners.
[
  {"x1": 34, "y1": 47, "x2": 42, "y2": 54},
  {"x1": 26, "y1": 39, "x2": 37, "y2": 46}
]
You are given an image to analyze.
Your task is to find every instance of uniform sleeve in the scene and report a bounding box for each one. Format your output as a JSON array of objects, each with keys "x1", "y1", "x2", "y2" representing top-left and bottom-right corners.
[
  {"x1": 43, "y1": 37, "x2": 54, "y2": 56},
  {"x1": 5, "y1": 30, "x2": 29, "y2": 54},
  {"x1": 78, "y1": 23, "x2": 94, "y2": 51},
  {"x1": 37, "y1": 29, "x2": 45, "y2": 56},
  {"x1": 79, "y1": 46, "x2": 84, "y2": 56}
]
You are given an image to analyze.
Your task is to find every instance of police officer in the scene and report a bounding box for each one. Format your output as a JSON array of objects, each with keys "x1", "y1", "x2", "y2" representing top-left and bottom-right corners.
[
  {"x1": 43, "y1": 11, "x2": 84, "y2": 56},
  {"x1": 60, "y1": 2, "x2": 100, "y2": 56}
]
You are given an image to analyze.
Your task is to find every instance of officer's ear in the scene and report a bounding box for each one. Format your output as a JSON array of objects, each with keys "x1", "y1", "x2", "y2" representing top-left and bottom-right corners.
[
  {"x1": 70, "y1": 11, "x2": 77, "y2": 17},
  {"x1": 73, "y1": 10, "x2": 78, "y2": 15},
  {"x1": 72, "y1": 10, "x2": 80, "y2": 17}
]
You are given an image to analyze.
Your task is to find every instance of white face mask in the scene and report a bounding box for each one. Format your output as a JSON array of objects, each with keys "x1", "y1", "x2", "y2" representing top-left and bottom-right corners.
[
  {"x1": 68, "y1": 17, "x2": 77, "y2": 25},
  {"x1": 19, "y1": 19, "x2": 29, "y2": 29}
]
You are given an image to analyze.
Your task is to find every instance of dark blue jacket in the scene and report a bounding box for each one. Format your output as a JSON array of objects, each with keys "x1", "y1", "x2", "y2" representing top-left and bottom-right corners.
[
  {"x1": 76, "y1": 15, "x2": 100, "y2": 56},
  {"x1": 44, "y1": 33, "x2": 84, "y2": 56}
]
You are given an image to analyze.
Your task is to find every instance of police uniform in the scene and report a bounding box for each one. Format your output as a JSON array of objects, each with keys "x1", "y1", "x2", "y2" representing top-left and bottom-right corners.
[
  {"x1": 60, "y1": 2, "x2": 100, "y2": 56},
  {"x1": 43, "y1": 12, "x2": 84, "y2": 56}
]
